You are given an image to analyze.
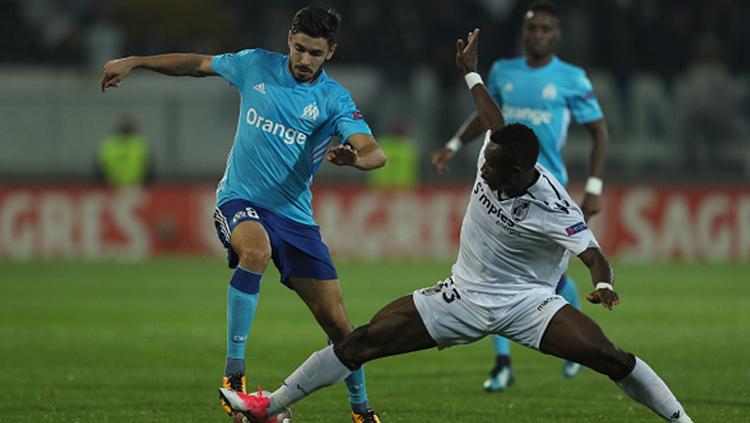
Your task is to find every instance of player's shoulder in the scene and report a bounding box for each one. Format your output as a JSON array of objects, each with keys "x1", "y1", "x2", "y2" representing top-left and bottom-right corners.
[
  {"x1": 221, "y1": 48, "x2": 283, "y2": 68},
  {"x1": 527, "y1": 166, "x2": 580, "y2": 214},
  {"x1": 248, "y1": 48, "x2": 285, "y2": 64},
  {"x1": 552, "y1": 57, "x2": 591, "y2": 80},
  {"x1": 490, "y1": 56, "x2": 525, "y2": 73},
  {"x1": 314, "y1": 73, "x2": 357, "y2": 107}
]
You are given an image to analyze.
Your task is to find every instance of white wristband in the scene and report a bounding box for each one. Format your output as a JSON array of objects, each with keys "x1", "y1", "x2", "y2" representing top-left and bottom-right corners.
[
  {"x1": 464, "y1": 72, "x2": 483, "y2": 90},
  {"x1": 595, "y1": 282, "x2": 613, "y2": 291},
  {"x1": 585, "y1": 177, "x2": 603, "y2": 196},
  {"x1": 445, "y1": 137, "x2": 462, "y2": 153}
]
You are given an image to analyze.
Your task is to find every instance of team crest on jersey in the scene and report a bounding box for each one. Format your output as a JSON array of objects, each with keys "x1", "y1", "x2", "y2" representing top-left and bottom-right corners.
[
  {"x1": 503, "y1": 82, "x2": 513, "y2": 92},
  {"x1": 511, "y1": 198, "x2": 530, "y2": 221},
  {"x1": 542, "y1": 83, "x2": 557, "y2": 100},
  {"x1": 301, "y1": 102, "x2": 320, "y2": 122}
]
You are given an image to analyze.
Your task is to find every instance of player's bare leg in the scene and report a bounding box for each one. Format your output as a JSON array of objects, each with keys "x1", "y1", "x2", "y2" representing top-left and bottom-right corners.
[
  {"x1": 221, "y1": 221, "x2": 272, "y2": 415},
  {"x1": 288, "y1": 278, "x2": 354, "y2": 342},
  {"x1": 539, "y1": 305, "x2": 692, "y2": 422},
  {"x1": 262, "y1": 295, "x2": 436, "y2": 417},
  {"x1": 337, "y1": 295, "x2": 437, "y2": 364},
  {"x1": 289, "y1": 277, "x2": 383, "y2": 422}
]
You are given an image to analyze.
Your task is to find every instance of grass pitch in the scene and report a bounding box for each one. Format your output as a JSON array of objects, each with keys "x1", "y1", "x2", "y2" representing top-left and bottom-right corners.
[{"x1": 1, "y1": 258, "x2": 748, "y2": 422}]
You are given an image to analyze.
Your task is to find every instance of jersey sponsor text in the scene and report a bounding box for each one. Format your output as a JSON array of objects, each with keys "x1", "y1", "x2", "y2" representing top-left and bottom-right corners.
[
  {"x1": 502, "y1": 105, "x2": 552, "y2": 126},
  {"x1": 245, "y1": 107, "x2": 308, "y2": 145}
]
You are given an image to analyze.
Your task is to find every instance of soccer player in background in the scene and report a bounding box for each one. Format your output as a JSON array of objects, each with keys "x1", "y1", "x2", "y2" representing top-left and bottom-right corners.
[
  {"x1": 432, "y1": 0, "x2": 610, "y2": 391},
  {"x1": 100, "y1": 6, "x2": 385, "y2": 423},
  {"x1": 220, "y1": 28, "x2": 692, "y2": 423}
]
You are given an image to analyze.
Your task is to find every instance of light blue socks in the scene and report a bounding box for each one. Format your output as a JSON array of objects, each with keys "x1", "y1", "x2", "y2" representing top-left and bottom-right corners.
[{"x1": 225, "y1": 266, "x2": 262, "y2": 375}]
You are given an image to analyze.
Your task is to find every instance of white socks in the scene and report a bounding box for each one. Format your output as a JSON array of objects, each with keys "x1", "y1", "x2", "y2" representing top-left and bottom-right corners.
[
  {"x1": 615, "y1": 356, "x2": 692, "y2": 422},
  {"x1": 267, "y1": 349, "x2": 692, "y2": 421},
  {"x1": 267, "y1": 345, "x2": 352, "y2": 416}
]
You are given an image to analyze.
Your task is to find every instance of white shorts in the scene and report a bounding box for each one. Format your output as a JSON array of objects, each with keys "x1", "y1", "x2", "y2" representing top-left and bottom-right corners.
[{"x1": 412, "y1": 277, "x2": 568, "y2": 350}]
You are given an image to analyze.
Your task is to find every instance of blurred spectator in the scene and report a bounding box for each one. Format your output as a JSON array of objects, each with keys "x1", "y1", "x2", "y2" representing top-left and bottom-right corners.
[
  {"x1": 84, "y1": 6, "x2": 124, "y2": 69},
  {"x1": 96, "y1": 119, "x2": 152, "y2": 187},
  {"x1": 367, "y1": 121, "x2": 419, "y2": 189},
  {"x1": 674, "y1": 33, "x2": 747, "y2": 172}
]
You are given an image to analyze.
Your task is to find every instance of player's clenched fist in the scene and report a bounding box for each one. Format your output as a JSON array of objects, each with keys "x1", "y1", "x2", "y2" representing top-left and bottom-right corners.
[{"x1": 101, "y1": 57, "x2": 135, "y2": 92}]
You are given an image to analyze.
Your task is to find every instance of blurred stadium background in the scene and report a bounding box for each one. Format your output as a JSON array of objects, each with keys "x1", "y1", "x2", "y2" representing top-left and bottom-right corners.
[{"x1": 1, "y1": 1, "x2": 749, "y2": 422}]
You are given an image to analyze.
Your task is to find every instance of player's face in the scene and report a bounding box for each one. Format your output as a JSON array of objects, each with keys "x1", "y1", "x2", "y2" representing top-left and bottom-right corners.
[
  {"x1": 481, "y1": 143, "x2": 520, "y2": 193},
  {"x1": 288, "y1": 31, "x2": 336, "y2": 82},
  {"x1": 522, "y1": 11, "x2": 560, "y2": 60}
]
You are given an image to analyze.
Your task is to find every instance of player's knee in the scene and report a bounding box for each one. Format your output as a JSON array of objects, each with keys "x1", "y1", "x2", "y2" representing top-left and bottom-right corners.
[
  {"x1": 236, "y1": 246, "x2": 271, "y2": 270},
  {"x1": 592, "y1": 341, "x2": 632, "y2": 378},
  {"x1": 338, "y1": 326, "x2": 371, "y2": 365}
]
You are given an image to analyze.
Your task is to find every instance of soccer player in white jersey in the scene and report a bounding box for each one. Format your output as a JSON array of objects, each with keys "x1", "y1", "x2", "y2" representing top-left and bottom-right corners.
[
  {"x1": 432, "y1": 0, "x2": 610, "y2": 390},
  {"x1": 101, "y1": 6, "x2": 385, "y2": 423},
  {"x1": 219, "y1": 28, "x2": 692, "y2": 423}
]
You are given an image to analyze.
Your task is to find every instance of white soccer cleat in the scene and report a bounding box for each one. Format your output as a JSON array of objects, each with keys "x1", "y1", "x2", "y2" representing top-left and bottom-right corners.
[{"x1": 219, "y1": 387, "x2": 292, "y2": 423}]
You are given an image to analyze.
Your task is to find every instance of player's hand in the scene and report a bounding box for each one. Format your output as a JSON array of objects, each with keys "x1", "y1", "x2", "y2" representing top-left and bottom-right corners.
[
  {"x1": 456, "y1": 28, "x2": 480, "y2": 74},
  {"x1": 581, "y1": 193, "x2": 602, "y2": 221},
  {"x1": 326, "y1": 143, "x2": 359, "y2": 167},
  {"x1": 101, "y1": 57, "x2": 136, "y2": 92},
  {"x1": 431, "y1": 147, "x2": 456, "y2": 174},
  {"x1": 586, "y1": 285, "x2": 620, "y2": 311}
]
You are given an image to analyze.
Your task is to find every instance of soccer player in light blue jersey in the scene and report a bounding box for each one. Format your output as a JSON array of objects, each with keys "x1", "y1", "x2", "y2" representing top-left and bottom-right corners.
[
  {"x1": 432, "y1": 1, "x2": 610, "y2": 391},
  {"x1": 101, "y1": 6, "x2": 385, "y2": 422}
]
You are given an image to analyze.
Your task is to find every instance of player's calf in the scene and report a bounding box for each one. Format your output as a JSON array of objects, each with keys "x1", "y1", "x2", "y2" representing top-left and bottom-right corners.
[
  {"x1": 585, "y1": 341, "x2": 635, "y2": 380},
  {"x1": 313, "y1": 307, "x2": 354, "y2": 343}
]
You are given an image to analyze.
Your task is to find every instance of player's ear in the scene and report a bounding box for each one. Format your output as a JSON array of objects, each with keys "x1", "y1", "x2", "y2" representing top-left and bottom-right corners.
[
  {"x1": 326, "y1": 42, "x2": 337, "y2": 60},
  {"x1": 287, "y1": 31, "x2": 294, "y2": 48}
]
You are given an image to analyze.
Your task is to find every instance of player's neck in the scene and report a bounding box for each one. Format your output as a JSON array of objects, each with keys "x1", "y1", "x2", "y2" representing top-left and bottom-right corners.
[
  {"x1": 525, "y1": 54, "x2": 554, "y2": 68},
  {"x1": 502, "y1": 169, "x2": 540, "y2": 198}
]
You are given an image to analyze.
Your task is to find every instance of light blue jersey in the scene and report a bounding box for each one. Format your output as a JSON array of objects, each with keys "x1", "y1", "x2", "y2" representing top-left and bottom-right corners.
[
  {"x1": 211, "y1": 48, "x2": 372, "y2": 225},
  {"x1": 487, "y1": 56, "x2": 603, "y2": 186}
]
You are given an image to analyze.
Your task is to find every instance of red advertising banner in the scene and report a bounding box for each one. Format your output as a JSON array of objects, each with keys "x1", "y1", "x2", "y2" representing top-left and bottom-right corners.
[
  {"x1": 0, "y1": 185, "x2": 220, "y2": 259},
  {"x1": 596, "y1": 185, "x2": 750, "y2": 261},
  {"x1": 1, "y1": 184, "x2": 749, "y2": 261}
]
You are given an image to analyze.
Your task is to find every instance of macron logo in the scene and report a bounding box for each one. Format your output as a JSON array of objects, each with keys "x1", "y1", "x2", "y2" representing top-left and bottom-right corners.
[
  {"x1": 301, "y1": 102, "x2": 319, "y2": 122},
  {"x1": 254, "y1": 83, "x2": 266, "y2": 95}
]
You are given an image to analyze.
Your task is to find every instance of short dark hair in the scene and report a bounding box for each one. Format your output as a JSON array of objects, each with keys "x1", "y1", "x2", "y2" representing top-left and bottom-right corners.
[
  {"x1": 490, "y1": 124, "x2": 540, "y2": 169},
  {"x1": 526, "y1": 1, "x2": 559, "y2": 19},
  {"x1": 290, "y1": 6, "x2": 341, "y2": 45}
]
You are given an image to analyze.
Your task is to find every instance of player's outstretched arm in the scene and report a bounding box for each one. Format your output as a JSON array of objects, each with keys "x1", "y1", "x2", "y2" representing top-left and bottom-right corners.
[
  {"x1": 101, "y1": 54, "x2": 215, "y2": 92},
  {"x1": 431, "y1": 111, "x2": 485, "y2": 175},
  {"x1": 326, "y1": 133, "x2": 386, "y2": 170},
  {"x1": 578, "y1": 247, "x2": 620, "y2": 310},
  {"x1": 456, "y1": 29, "x2": 504, "y2": 133},
  {"x1": 581, "y1": 118, "x2": 609, "y2": 220}
]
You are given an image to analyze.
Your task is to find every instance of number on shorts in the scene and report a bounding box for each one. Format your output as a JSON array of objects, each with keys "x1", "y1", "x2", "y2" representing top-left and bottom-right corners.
[{"x1": 441, "y1": 286, "x2": 461, "y2": 303}]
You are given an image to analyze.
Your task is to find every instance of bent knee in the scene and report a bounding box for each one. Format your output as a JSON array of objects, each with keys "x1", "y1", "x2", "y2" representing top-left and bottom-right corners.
[
  {"x1": 588, "y1": 342, "x2": 633, "y2": 378},
  {"x1": 235, "y1": 247, "x2": 271, "y2": 270},
  {"x1": 340, "y1": 326, "x2": 377, "y2": 364}
]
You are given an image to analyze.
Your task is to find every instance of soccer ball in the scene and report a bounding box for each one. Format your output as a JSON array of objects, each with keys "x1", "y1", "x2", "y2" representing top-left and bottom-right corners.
[{"x1": 233, "y1": 410, "x2": 292, "y2": 423}]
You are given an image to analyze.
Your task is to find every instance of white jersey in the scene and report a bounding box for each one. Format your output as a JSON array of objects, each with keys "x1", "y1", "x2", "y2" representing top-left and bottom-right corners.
[{"x1": 451, "y1": 132, "x2": 599, "y2": 296}]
